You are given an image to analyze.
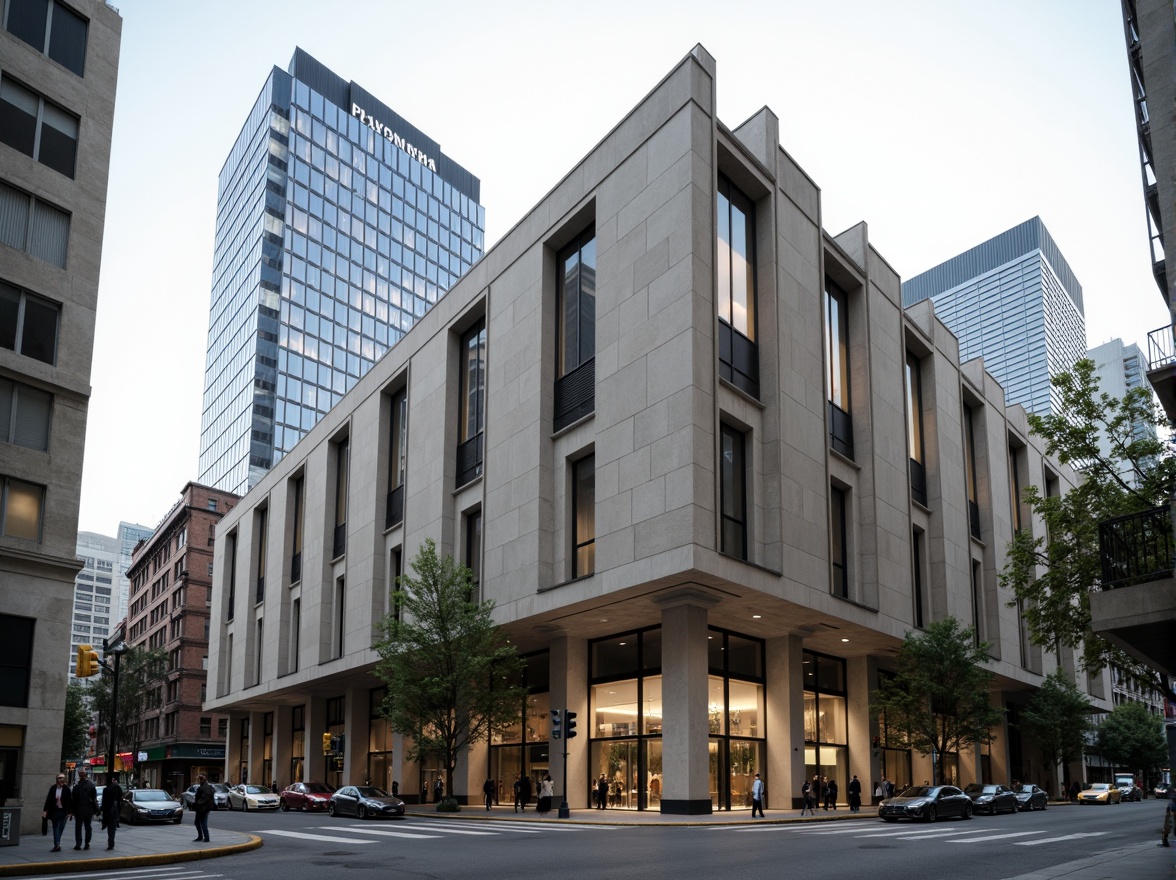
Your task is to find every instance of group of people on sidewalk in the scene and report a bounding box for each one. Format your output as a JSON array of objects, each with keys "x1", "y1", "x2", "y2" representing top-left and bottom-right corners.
[
  {"x1": 41, "y1": 769, "x2": 121, "y2": 852},
  {"x1": 800, "y1": 773, "x2": 861, "y2": 815}
]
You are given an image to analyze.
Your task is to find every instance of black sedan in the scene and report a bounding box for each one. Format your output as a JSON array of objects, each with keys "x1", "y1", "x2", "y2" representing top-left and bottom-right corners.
[
  {"x1": 879, "y1": 785, "x2": 973, "y2": 822},
  {"x1": 963, "y1": 783, "x2": 1017, "y2": 814},
  {"x1": 1013, "y1": 783, "x2": 1048, "y2": 811},
  {"x1": 119, "y1": 789, "x2": 184, "y2": 824},
  {"x1": 327, "y1": 785, "x2": 406, "y2": 819}
]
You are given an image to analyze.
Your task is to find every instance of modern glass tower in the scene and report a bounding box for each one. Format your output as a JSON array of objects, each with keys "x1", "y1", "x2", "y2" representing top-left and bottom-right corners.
[
  {"x1": 199, "y1": 48, "x2": 484, "y2": 494},
  {"x1": 901, "y1": 217, "x2": 1087, "y2": 416}
]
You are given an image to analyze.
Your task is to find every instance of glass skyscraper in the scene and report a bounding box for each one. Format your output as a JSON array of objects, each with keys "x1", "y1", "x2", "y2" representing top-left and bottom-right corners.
[
  {"x1": 199, "y1": 48, "x2": 484, "y2": 494},
  {"x1": 901, "y1": 216, "x2": 1086, "y2": 417}
]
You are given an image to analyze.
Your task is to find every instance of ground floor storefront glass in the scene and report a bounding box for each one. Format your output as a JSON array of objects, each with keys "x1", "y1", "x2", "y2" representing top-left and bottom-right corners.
[
  {"x1": 369, "y1": 688, "x2": 393, "y2": 791},
  {"x1": 290, "y1": 704, "x2": 305, "y2": 784},
  {"x1": 488, "y1": 652, "x2": 550, "y2": 806},
  {"x1": 803, "y1": 651, "x2": 848, "y2": 803}
]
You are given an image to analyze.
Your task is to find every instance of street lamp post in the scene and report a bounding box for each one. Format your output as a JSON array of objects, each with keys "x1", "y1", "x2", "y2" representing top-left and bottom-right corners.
[{"x1": 102, "y1": 638, "x2": 128, "y2": 784}]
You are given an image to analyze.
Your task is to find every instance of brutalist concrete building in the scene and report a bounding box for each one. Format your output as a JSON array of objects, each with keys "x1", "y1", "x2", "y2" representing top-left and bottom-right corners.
[
  {"x1": 0, "y1": 0, "x2": 122, "y2": 834},
  {"x1": 205, "y1": 47, "x2": 1102, "y2": 814}
]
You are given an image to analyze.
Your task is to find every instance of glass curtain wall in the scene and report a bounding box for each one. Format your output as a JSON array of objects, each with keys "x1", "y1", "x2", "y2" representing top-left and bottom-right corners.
[
  {"x1": 368, "y1": 687, "x2": 393, "y2": 791},
  {"x1": 877, "y1": 671, "x2": 912, "y2": 794},
  {"x1": 326, "y1": 696, "x2": 345, "y2": 789},
  {"x1": 489, "y1": 651, "x2": 550, "y2": 807},
  {"x1": 708, "y1": 630, "x2": 765, "y2": 810},
  {"x1": 802, "y1": 651, "x2": 848, "y2": 805},
  {"x1": 290, "y1": 704, "x2": 305, "y2": 784},
  {"x1": 261, "y1": 712, "x2": 274, "y2": 789}
]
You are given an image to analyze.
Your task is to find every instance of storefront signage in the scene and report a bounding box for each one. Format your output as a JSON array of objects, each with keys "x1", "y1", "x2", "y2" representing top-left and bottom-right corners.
[
  {"x1": 351, "y1": 104, "x2": 438, "y2": 172},
  {"x1": 164, "y1": 745, "x2": 226, "y2": 760}
]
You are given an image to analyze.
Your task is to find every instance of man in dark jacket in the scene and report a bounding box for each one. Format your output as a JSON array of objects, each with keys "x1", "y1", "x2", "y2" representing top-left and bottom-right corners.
[
  {"x1": 192, "y1": 774, "x2": 215, "y2": 843},
  {"x1": 41, "y1": 772, "x2": 73, "y2": 852},
  {"x1": 847, "y1": 775, "x2": 862, "y2": 812},
  {"x1": 519, "y1": 774, "x2": 532, "y2": 812},
  {"x1": 101, "y1": 774, "x2": 123, "y2": 850},
  {"x1": 71, "y1": 769, "x2": 99, "y2": 850}
]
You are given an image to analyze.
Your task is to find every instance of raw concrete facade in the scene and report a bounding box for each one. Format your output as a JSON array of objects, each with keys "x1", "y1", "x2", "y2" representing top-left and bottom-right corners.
[
  {"x1": 205, "y1": 47, "x2": 1104, "y2": 814},
  {"x1": 0, "y1": 0, "x2": 121, "y2": 834}
]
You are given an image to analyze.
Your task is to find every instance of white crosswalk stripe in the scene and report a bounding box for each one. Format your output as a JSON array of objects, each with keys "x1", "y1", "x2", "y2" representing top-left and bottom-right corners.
[
  {"x1": 947, "y1": 831, "x2": 1045, "y2": 843},
  {"x1": 323, "y1": 825, "x2": 444, "y2": 840},
  {"x1": 257, "y1": 828, "x2": 377, "y2": 844},
  {"x1": 1013, "y1": 832, "x2": 1110, "y2": 846},
  {"x1": 64, "y1": 871, "x2": 222, "y2": 880},
  {"x1": 256, "y1": 819, "x2": 622, "y2": 845}
]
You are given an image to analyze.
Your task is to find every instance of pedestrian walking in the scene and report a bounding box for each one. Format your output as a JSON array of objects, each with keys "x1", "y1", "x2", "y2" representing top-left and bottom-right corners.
[
  {"x1": 433, "y1": 777, "x2": 443, "y2": 803},
  {"x1": 71, "y1": 769, "x2": 99, "y2": 850},
  {"x1": 42, "y1": 772, "x2": 73, "y2": 852},
  {"x1": 391, "y1": 780, "x2": 399, "y2": 797},
  {"x1": 800, "y1": 777, "x2": 815, "y2": 816},
  {"x1": 539, "y1": 775, "x2": 554, "y2": 814},
  {"x1": 192, "y1": 773, "x2": 214, "y2": 843},
  {"x1": 848, "y1": 775, "x2": 862, "y2": 812},
  {"x1": 751, "y1": 773, "x2": 765, "y2": 818},
  {"x1": 596, "y1": 774, "x2": 609, "y2": 809},
  {"x1": 1160, "y1": 784, "x2": 1175, "y2": 847},
  {"x1": 1070, "y1": 780, "x2": 1081, "y2": 803},
  {"x1": 520, "y1": 773, "x2": 533, "y2": 811},
  {"x1": 100, "y1": 774, "x2": 122, "y2": 850},
  {"x1": 512, "y1": 774, "x2": 523, "y2": 812},
  {"x1": 825, "y1": 777, "x2": 838, "y2": 811},
  {"x1": 483, "y1": 778, "x2": 494, "y2": 810}
]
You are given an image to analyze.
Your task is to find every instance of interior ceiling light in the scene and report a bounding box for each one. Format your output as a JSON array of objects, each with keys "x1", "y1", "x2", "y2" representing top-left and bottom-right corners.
[
  {"x1": 752, "y1": 614, "x2": 762, "y2": 619},
  {"x1": 841, "y1": 638, "x2": 850, "y2": 642}
]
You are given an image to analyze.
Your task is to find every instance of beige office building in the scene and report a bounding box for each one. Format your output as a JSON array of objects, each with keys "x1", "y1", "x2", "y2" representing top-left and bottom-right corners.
[
  {"x1": 205, "y1": 46, "x2": 1102, "y2": 813},
  {"x1": 0, "y1": 0, "x2": 122, "y2": 835}
]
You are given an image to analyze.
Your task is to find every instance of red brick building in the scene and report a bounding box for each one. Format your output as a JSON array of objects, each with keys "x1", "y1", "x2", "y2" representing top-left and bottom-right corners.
[{"x1": 125, "y1": 482, "x2": 239, "y2": 792}]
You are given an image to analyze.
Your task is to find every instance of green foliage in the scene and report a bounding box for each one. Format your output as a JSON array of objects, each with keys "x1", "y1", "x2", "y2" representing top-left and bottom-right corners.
[
  {"x1": 873, "y1": 617, "x2": 1005, "y2": 782},
  {"x1": 999, "y1": 359, "x2": 1174, "y2": 691},
  {"x1": 1095, "y1": 701, "x2": 1169, "y2": 775},
  {"x1": 87, "y1": 645, "x2": 170, "y2": 761},
  {"x1": 374, "y1": 539, "x2": 527, "y2": 801},
  {"x1": 60, "y1": 680, "x2": 91, "y2": 764},
  {"x1": 1017, "y1": 669, "x2": 1093, "y2": 771}
]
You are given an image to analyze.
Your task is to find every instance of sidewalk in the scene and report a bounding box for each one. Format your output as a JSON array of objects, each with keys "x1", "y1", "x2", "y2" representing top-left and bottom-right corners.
[
  {"x1": 1001, "y1": 840, "x2": 1175, "y2": 880},
  {"x1": 0, "y1": 823, "x2": 260, "y2": 877}
]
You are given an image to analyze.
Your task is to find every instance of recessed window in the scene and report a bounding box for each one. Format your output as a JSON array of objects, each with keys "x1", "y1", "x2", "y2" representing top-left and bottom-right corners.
[
  {"x1": 386, "y1": 389, "x2": 407, "y2": 528},
  {"x1": 0, "y1": 181, "x2": 70, "y2": 268},
  {"x1": 717, "y1": 176, "x2": 758, "y2": 397},
  {"x1": 554, "y1": 227, "x2": 596, "y2": 431},
  {"x1": 905, "y1": 351, "x2": 927, "y2": 506},
  {"x1": 719, "y1": 424, "x2": 747, "y2": 560},
  {"x1": 0, "y1": 76, "x2": 79, "y2": 178},
  {"x1": 0, "y1": 377, "x2": 51, "y2": 450},
  {"x1": 456, "y1": 318, "x2": 486, "y2": 486},
  {"x1": 964, "y1": 405, "x2": 980, "y2": 539},
  {"x1": 572, "y1": 455, "x2": 595, "y2": 577},
  {"x1": 830, "y1": 486, "x2": 848, "y2": 598},
  {"x1": 465, "y1": 509, "x2": 482, "y2": 600},
  {"x1": 1, "y1": 474, "x2": 44, "y2": 540},
  {"x1": 333, "y1": 437, "x2": 349, "y2": 558},
  {"x1": 4, "y1": 0, "x2": 88, "y2": 76},
  {"x1": 824, "y1": 278, "x2": 853, "y2": 458},
  {"x1": 0, "y1": 281, "x2": 60, "y2": 364}
]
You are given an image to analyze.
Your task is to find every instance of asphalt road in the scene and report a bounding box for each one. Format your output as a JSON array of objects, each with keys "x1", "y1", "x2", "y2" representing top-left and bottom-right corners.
[{"x1": 56, "y1": 799, "x2": 1168, "y2": 880}]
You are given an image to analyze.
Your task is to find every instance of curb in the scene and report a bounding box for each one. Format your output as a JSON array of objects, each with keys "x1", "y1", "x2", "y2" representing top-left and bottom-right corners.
[{"x1": 0, "y1": 834, "x2": 264, "y2": 877}]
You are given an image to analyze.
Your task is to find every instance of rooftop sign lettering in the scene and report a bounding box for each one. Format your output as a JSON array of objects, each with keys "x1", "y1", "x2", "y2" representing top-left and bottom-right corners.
[{"x1": 351, "y1": 104, "x2": 437, "y2": 173}]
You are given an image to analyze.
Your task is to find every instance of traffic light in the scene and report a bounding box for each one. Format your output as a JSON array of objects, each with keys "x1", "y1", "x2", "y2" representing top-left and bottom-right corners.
[
  {"x1": 550, "y1": 709, "x2": 561, "y2": 740},
  {"x1": 322, "y1": 732, "x2": 332, "y2": 754},
  {"x1": 565, "y1": 710, "x2": 577, "y2": 740},
  {"x1": 76, "y1": 644, "x2": 99, "y2": 678}
]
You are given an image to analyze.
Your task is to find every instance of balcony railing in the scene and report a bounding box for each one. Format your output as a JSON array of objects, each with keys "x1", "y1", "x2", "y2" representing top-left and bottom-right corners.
[
  {"x1": 828, "y1": 401, "x2": 854, "y2": 460},
  {"x1": 385, "y1": 484, "x2": 404, "y2": 530},
  {"x1": 1147, "y1": 324, "x2": 1176, "y2": 372},
  {"x1": 1099, "y1": 505, "x2": 1175, "y2": 589},
  {"x1": 909, "y1": 458, "x2": 928, "y2": 507},
  {"x1": 456, "y1": 432, "x2": 483, "y2": 488},
  {"x1": 554, "y1": 357, "x2": 595, "y2": 432},
  {"x1": 332, "y1": 523, "x2": 347, "y2": 559}
]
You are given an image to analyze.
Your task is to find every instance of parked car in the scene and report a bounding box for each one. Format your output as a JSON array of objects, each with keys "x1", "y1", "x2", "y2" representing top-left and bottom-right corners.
[
  {"x1": 1155, "y1": 782, "x2": 1171, "y2": 798},
  {"x1": 281, "y1": 781, "x2": 337, "y2": 812},
  {"x1": 327, "y1": 785, "x2": 406, "y2": 819},
  {"x1": 226, "y1": 784, "x2": 280, "y2": 811},
  {"x1": 119, "y1": 789, "x2": 184, "y2": 824},
  {"x1": 1077, "y1": 783, "x2": 1121, "y2": 805},
  {"x1": 1114, "y1": 776, "x2": 1143, "y2": 802},
  {"x1": 182, "y1": 782, "x2": 231, "y2": 810},
  {"x1": 1012, "y1": 784, "x2": 1048, "y2": 811},
  {"x1": 879, "y1": 785, "x2": 973, "y2": 822},
  {"x1": 962, "y1": 783, "x2": 1017, "y2": 815}
]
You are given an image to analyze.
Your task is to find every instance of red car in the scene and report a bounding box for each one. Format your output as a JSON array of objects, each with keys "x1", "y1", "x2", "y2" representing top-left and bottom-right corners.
[{"x1": 281, "y1": 781, "x2": 337, "y2": 812}]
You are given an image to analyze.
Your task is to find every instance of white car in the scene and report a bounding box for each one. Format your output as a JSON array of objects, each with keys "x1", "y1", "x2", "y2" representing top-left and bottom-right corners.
[{"x1": 226, "y1": 784, "x2": 280, "y2": 811}]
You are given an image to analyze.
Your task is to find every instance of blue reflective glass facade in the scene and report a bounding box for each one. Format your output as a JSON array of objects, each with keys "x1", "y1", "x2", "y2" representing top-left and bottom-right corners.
[{"x1": 199, "y1": 49, "x2": 484, "y2": 494}]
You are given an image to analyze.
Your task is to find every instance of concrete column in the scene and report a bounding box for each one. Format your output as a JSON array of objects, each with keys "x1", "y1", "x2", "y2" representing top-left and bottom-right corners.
[
  {"x1": 657, "y1": 588, "x2": 717, "y2": 815},
  {"x1": 548, "y1": 632, "x2": 588, "y2": 808},
  {"x1": 224, "y1": 711, "x2": 244, "y2": 785},
  {"x1": 344, "y1": 686, "x2": 368, "y2": 785},
  {"x1": 247, "y1": 711, "x2": 266, "y2": 784},
  {"x1": 846, "y1": 655, "x2": 872, "y2": 806},
  {"x1": 272, "y1": 704, "x2": 292, "y2": 791},
  {"x1": 766, "y1": 634, "x2": 805, "y2": 809},
  {"x1": 306, "y1": 696, "x2": 328, "y2": 783}
]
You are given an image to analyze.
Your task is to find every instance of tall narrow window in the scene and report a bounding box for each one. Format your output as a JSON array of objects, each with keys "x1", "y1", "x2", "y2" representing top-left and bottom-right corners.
[
  {"x1": 572, "y1": 455, "x2": 595, "y2": 577},
  {"x1": 290, "y1": 598, "x2": 300, "y2": 673},
  {"x1": 334, "y1": 577, "x2": 345, "y2": 659},
  {"x1": 0, "y1": 76, "x2": 79, "y2": 178},
  {"x1": 225, "y1": 532, "x2": 237, "y2": 622},
  {"x1": 720, "y1": 424, "x2": 747, "y2": 560},
  {"x1": 716, "y1": 175, "x2": 758, "y2": 397},
  {"x1": 333, "y1": 439, "x2": 348, "y2": 558},
  {"x1": 912, "y1": 529, "x2": 925, "y2": 629},
  {"x1": 254, "y1": 618, "x2": 263, "y2": 685},
  {"x1": 1008, "y1": 442, "x2": 1022, "y2": 535},
  {"x1": 824, "y1": 279, "x2": 852, "y2": 458},
  {"x1": 456, "y1": 319, "x2": 486, "y2": 486},
  {"x1": 386, "y1": 389, "x2": 407, "y2": 528},
  {"x1": 905, "y1": 352, "x2": 927, "y2": 506},
  {"x1": 390, "y1": 548, "x2": 402, "y2": 622},
  {"x1": 971, "y1": 561, "x2": 985, "y2": 647},
  {"x1": 291, "y1": 475, "x2": 304, "y2": 583},
  {"x1": 0, "y1": 282, "x2": 59, "y2": 364},
  {"x1": 830, "y1": 486, "x2": 848, "y2": 598},
  {"x1": 465, "y1": 510, "x2": 482, "y2": 601},
  {"x1": 963, "y1": 406, "x2": 980, "y2": 539},
  {"x1": 554, "y1": 227, "x2": 596, "y2": 431},
  {"x1": 255, "y1": 507, "x2": 267, "y2": 604}
]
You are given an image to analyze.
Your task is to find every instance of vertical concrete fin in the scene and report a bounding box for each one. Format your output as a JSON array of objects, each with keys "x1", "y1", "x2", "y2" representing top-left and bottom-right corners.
[{"x1": 732, "y1": 107, "x2": 780, "y2": 172}]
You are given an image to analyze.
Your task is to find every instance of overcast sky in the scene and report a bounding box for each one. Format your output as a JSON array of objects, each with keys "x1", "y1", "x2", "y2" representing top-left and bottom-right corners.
[{"x1": 79, "y1": 0, "x2": 1167, "y2": 537}]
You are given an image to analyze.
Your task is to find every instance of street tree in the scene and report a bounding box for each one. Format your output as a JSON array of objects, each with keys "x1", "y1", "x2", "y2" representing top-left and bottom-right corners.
[
  {"x1": 873, "y1": 617, "x2": 1005, "y2": 783},
  {"x1": 87, "y1": 646, "x2": 169, "y2": 779},
  {"x1": 60, "y1": 680, "x2": 91, "y2": 766},
  {"x1": 1017, "y1": 669, "x2": 1093, "y2": 777},
  {"x1": 374, "y1": 539, "x2": 526, "y2": 807},
  {"x1": 999, "y1": 359, "x2": 1175, "y2": 699},
  {"x1": 1095, "y1": 700, "x2": 1169, "y2": 778}
]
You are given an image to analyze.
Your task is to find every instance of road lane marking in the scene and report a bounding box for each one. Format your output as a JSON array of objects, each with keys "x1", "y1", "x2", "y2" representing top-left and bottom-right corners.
[
  {"x1": 1013, "y1": 832, "x2": 1111, "y2": 846},
  {"x1": 256, "y1": 828, "x2": 377, "y2": 843},
  {"x1": 317, "y1": 825, "x2": 441, "y2": 839},
  {"x1": 857, "y1": 827, "x2": 987, "y2": 838},
  {"x1": 354, "y1": 822, "x2": 498, "y2": 836},
  {"x1": 947, "y1": 831, "x2": 1044, "y2": 843}
]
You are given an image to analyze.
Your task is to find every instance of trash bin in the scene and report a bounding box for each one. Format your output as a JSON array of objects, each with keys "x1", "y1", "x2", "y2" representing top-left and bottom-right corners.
[{"x1": 0, "y1": 807, "x2": 19, "y2": 846}]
